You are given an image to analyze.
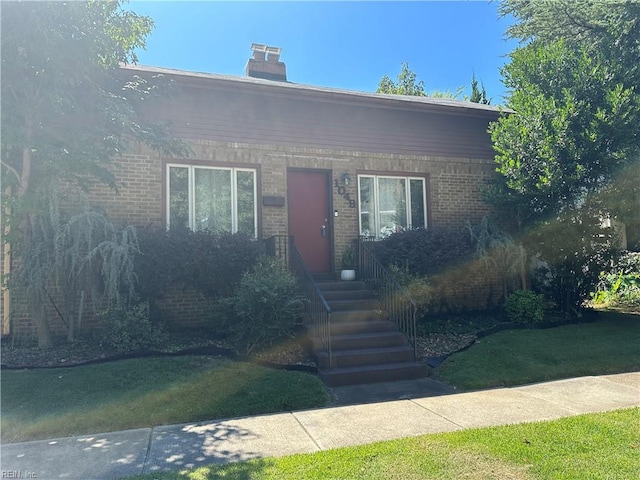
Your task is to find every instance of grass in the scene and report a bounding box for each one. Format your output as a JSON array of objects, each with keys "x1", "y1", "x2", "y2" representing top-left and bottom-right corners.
[
  {"x1": 435, "y1": 311, "x2": 640, "y2": 390},
  {"x1": 1, "y1": 356, "x2": 329, "y2": 443},
  {"x1": 125, "y1": 408, "x2": 640, "y2": 480}
]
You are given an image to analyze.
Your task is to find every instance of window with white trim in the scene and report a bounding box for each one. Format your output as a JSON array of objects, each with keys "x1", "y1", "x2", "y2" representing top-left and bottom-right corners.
[
  {"x1": 358, "y1": 174, "x2": 426, "y2": 239},
  {"x1": 167, "y1": 164, "x2": 257, "y2": 237}
]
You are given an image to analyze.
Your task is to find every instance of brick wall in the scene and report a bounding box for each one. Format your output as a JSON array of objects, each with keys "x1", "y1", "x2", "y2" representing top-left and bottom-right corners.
[
  {"x1": 90, "y1": 150, "x2": 164, "y2": 227},
  {"x1": 6, "y1": 139, "x2": 497, "y2": 341}
]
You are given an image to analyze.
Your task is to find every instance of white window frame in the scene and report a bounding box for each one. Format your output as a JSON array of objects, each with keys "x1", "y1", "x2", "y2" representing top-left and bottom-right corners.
[
  {"x1": 357, "y1": 174, "x2": 427, "y2": 239},
  {"x1": 166, "y1": 164, "x2": 258, "y2": 237}
]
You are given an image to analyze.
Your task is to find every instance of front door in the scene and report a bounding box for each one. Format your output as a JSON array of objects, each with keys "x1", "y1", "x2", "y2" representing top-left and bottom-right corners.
[{"x1": 287, "y1": 170, "x2": 332, "y2": 272}]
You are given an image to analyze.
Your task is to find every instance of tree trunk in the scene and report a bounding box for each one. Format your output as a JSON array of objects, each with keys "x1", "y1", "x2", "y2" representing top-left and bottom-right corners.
[{"x1": 33, "y1": 302, "x2": 52, "y2": 349}]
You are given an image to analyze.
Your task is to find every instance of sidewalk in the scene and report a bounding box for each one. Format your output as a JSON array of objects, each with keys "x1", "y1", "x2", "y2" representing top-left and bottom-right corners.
[{"x1": 2, "y1": 372, "x2": 638, "y2": 480}]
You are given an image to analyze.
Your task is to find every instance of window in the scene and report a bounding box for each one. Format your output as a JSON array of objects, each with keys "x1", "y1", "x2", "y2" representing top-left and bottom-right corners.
[
  {"x1": 167, "y1": 164, "x2": 257, "y2": 237},
  {"x1": 358, "y1": 174, "x2": 426, "y2": 239}
]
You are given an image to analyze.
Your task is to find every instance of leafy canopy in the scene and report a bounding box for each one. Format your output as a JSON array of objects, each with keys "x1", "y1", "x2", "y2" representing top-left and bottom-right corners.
[
  {"x1": 376, "y1": 62, "x2": 465, "y2": 99},
  {"x1": 1, "y1": 1, "x2": 187, "y2": 198},
  {"x1": 377, "y1": 62, "x2": 490, "y2": 102},
  {"x1": 1, "y1": 1, "x2": 189, "y2": 348},
  {"x1": 487, "y1": 0, "x2": 640, "y2": 311},
  {"x1": 490, "y1": 0, "x2": 639, "y2": 225}
]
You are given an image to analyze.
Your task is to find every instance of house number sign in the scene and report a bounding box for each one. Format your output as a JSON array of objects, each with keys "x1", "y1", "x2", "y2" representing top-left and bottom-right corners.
[{"x1": 334, "y1": 178, "x2": 357, "y2": 208}]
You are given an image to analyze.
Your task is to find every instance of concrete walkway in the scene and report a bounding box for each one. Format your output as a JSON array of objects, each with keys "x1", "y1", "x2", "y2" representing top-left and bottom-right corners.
[{"x1": 2, "y1": 372, "x2": 638, "y2": 480}]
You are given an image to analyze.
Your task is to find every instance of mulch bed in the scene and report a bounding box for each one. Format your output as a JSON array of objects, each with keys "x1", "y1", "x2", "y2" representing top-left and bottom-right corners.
[{"x1": 1, "y1": 332, "x2": 474, "y2": 371}]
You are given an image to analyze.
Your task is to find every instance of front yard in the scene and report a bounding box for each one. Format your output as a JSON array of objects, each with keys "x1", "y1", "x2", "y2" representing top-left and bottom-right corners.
[
  {"x1": 1, "y1": 356, "x2": 328, "y2": 443},
  {"x1": 2, "y1": 310, "x2": 638, "y2": 444},
  {"x1": 435, "y1": 310, "x2": 640, "y2": 390}
]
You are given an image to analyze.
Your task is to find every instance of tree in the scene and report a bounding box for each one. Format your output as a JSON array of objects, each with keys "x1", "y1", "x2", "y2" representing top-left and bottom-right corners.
[
  {"x1": 1, "y1": 1, "x2": 188, "y2": 347},
  {"x1": 377, "y1": 62, "x2": 427, "y2": 96},
  {"x1": 488, "y1": 1, "x2": 640, "y2": 313},
  {"x1": 377, "y1": 62, "x2": 463, "y2": 99},
  {"x1": 377, "y1": 63, "x2": 491, "y2": 102},
  {"x1": 469, "y1": 73, "x2": 490, "y2": 105}
]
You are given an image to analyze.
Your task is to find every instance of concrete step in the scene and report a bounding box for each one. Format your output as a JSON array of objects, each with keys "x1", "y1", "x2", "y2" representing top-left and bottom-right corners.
[
  {"x1": 316, "y1": 281, "x2": 368, "y2": 292},
  {"x1": 315, "y1": 345, "x2": 414, "y2": 370},
  {"x1": 307, "y1": 331, "x2": 408, "y2": 351},
  {"x1": 320, "y1": 362, "x2": 428, "y2": 387},
  {"x1": 331, "y1": 309, "x2": 390, "y2": 323},
  {"x1": 322, "y1": 289, "x2": 377, "y2": 301},
  {"x1": 306, "y1": 320, "x2": 398, "y2": 337},
  {"x1": 328, "y1": 298, "x2": 382, "y2": 311},
  {"x1": 312, "y1": 272, "x2": 338, "y2": 282}
]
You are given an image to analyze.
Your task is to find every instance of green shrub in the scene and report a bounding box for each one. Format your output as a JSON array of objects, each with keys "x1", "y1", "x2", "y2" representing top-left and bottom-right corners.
[
  {"x1": 228, "y1": 256, "x2": 306, "y2": 354},
  {"x1": 99, "y1": 301, "x2": 169, "y2": 352},
  {"x1": 592, "y1": 252, "x2": 640, "y2": 308},
  {"x1": 388, "y1": 264, "x2": 432, "y2": 318},
  {"x1": 135, "y1": 227, "x2": 263, "y2": 300},
  {"x1": 375, "y1": 227, "x2": 475, "y2": 277},
  {"x1": 504, "y1": 290, "x2": 546, "y2": 324},
  {"x1": 341, "y1": 246, "x2": 356, "y2": 270}
]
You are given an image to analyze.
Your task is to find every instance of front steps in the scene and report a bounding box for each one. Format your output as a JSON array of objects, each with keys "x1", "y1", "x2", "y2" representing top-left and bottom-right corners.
[{"x1": 307, "y1": 277, "x2": 427, "y2": 386}]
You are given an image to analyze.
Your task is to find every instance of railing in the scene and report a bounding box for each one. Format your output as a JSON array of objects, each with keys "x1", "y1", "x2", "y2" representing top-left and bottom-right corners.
[
  {"x1": 265, "y1": 234, "x2": 290, "y2": 266},
  {"x1": 265, "y1": 235, "x2": 333, "y2": 369},
  {"x1": 357, "y1": 236, "x2": 418, "y2": 361}
]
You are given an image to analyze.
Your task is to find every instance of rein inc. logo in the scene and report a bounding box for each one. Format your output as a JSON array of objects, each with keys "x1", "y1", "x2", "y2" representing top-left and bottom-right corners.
[{"x1": 2, "y1": 472, "x2": 37, "y2": 479}]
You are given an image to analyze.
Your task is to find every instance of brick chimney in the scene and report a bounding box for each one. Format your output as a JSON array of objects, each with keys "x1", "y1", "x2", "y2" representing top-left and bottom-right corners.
[{"x1": 245, "y1": 43, "x2": 287, "y2": 81}]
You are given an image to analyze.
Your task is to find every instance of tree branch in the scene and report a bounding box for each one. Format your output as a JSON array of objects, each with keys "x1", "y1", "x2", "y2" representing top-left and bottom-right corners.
[{"x1": 0, "y1": 159, "x2": 21, "y2": 183}]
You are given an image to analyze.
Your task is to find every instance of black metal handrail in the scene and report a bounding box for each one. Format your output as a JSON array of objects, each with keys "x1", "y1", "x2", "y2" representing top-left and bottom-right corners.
[
  {"x1": 357, "y1": 236, "x2": 418, "y2": 360},
  {"x1": 265, "y1": 234, "x2": 290, "y2": 267},
  {"x1": 265, "y1": 235, "x2": 333, "y2": 368}
]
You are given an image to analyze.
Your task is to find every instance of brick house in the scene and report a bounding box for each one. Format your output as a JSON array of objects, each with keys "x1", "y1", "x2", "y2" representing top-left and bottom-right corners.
[
  {"x1": 2, "y1": 44, "x2": 503, "y2": 338},
  {"x1": 112, "y1": 45, "x2": 500, "y2": 270}
]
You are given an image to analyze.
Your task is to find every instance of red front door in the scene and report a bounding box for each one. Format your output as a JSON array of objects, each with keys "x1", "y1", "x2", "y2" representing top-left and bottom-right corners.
[{"x1": 288, "y1": 170, "x2": 332, "y2": 272}]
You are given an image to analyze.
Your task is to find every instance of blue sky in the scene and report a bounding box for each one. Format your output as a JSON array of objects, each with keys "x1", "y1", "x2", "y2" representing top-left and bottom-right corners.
[{"x1": 129, "y1": 1, "x2": 519, "y2": 104}]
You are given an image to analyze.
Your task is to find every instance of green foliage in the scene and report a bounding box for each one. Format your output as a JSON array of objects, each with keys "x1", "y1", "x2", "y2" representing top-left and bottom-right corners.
[
  {"x1": 375, "y1": 227, "x2": 475, "y2": 277},
  {"x1": 469, "y1": 73, "x2": 490, "y2": 104},
  {"x1": 1, "y1": 1, "x2": 188, "y2": 197},
  {"x1": 135, "y1": 227, "x2": 263, "y2": 301},
  {"x1": 377, "y1": 62, "x2": 426, "y2": 96},
  {"x1": 98, "y1": 301, "x2": 169, "y2": 353},
  {"x1": 487, "y1": 1, "x2": 640, "y2": 314},
  {"x1": 340, "y1": 246, "x2": 356, "y2": 270},
  {"x1": 592, "y1": 252, "x2": 640, "y2": 308},
  {"x1": 490, "y1": 40, "x2": 639, "y2": 223},
  {"x1": 1, "y1": 1, "x2": 189, "y2": 348},
  {"x1": 14, "y1": 187, "x2": 140, "y2": 346},
  {"x1": 504, "y1": 290, "x2": 545, "y2": 324},
  {"x1": 500, "y1": 0, "x2": 640, "y2": 89},
  {"x1": 388, "y1": 264, "x2": 432, "y2": 319},
  {"x1": 376, "y1": 62, "x2": 463, "y2": 99},
  {"x1": 468, "y1": 216, "x2": 526, "y2": 297},
  {"x1": 227, "y1": 256, "x2": 306, "y2": 355}
]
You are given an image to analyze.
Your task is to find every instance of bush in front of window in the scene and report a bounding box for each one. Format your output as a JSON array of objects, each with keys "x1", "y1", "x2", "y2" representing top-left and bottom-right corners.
[
  {"x1": 375, "y1": 227, "x2": 475, "y2": 277},
  {"x1": 135, "y1": 227, "x2": 263, "y2": 302},
  {"x1": 227, "y1": 255, "x2": 306, "y2": 355}
]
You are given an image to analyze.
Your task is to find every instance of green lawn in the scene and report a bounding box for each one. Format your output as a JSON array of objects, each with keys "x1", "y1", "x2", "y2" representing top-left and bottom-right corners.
[
  {"x1": 435, "y1": 311, "x2": 640, "y2": 390},
  {"x1": 1, "y1": 356, "x2": 329, "y2": 443},
  {"x1": 126, "y1": 408, "x2": 640, "y2": 480}
]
